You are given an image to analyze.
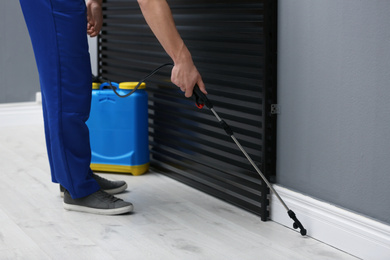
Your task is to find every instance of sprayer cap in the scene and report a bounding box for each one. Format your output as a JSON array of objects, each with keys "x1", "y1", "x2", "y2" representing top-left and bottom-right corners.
[
  {"x1": 119, "y1": 82, "x2": 146, "y2": 90},
  {"x1": 92, "y1": 83, "x2": 101, "y2": 90}
]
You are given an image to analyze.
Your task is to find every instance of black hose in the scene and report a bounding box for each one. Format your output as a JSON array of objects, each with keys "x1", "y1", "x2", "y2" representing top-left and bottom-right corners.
[{"x1": 98, "y1": 63, "x2": 174, "y2": 98}]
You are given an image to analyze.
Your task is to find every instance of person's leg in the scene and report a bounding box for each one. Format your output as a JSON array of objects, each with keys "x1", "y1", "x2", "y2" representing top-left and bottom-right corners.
[
  {"x1": 20, "y1": 0, "x2": 132, "y2": 215},
  {"x1": 19, "y1": 0, "x2": 99, "y2": 198}
]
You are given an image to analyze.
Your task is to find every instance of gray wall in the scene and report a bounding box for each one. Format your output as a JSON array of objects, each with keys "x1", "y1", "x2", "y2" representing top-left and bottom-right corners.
[
  {"x1": 0, "y1": 0, "x2": 40, "y2": 103},
  {"x1": 0, "y1": 0, "x2": 97, "y2": 104},
  {"x1": 277, "y1": 0, "x2": 390, "y2": 225}
]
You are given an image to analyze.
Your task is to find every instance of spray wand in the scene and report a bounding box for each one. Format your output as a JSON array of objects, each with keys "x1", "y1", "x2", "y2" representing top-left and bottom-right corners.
[{"x1": 191, "y1": 85, "x2": 307, "y2": 236}]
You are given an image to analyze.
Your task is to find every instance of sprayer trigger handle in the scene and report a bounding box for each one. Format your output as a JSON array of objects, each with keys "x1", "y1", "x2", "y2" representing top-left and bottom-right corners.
[{"x1": 191, "y1": 85, "x2": 212, "y2": 109}]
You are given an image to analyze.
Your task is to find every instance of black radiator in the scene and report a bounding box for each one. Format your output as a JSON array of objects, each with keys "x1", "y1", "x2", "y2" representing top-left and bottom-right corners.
[{"x1": 98, "y1": 0, "x2": 277, "y2": 221}]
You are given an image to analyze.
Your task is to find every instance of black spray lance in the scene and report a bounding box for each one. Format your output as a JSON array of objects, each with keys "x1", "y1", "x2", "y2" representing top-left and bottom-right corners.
[{"x1": 191, "y1": 85, "x2": 307, "y2": 236}]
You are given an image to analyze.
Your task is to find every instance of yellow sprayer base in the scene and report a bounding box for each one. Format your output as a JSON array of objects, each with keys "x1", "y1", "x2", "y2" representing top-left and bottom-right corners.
[{"x1": 90, "y1": 163, "x2": 149, "y2": 176}]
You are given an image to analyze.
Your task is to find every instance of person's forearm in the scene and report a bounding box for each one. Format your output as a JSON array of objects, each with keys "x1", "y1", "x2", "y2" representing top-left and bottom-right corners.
[
  {"x1": 137, "y1": 0, "x2": 206, "y2": 97},
  {"x1": 137, "y1": 0, "x2": 191, "y2": 65}
]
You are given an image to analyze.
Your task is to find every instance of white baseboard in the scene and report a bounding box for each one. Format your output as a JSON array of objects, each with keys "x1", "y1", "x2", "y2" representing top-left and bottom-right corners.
[
  {"x1": 270, "y1": 185, "x2": 390, "y2": 260},
  {"x1": 36, "y1": 92, "x2": 42, "y2": 104},
  {"x1": 0, "y1": 102, "x2": 43, "y2": 127}
]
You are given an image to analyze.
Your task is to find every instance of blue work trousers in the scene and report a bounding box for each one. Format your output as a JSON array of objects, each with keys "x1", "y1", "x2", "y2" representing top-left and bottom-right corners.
[{"x1": 19, "y1": 0, "x2": 100, "y2": 198}]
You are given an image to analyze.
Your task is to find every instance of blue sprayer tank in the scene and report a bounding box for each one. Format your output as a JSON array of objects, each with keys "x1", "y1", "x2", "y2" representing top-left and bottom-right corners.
[{"x1": 86, "y1": 81, "x2": 149, "y2": 176}]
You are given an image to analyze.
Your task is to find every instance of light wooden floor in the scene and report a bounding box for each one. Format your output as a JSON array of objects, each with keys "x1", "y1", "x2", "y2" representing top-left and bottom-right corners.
[{"x1": 0, "y1": 102, "x2": 360, "y2": 260}]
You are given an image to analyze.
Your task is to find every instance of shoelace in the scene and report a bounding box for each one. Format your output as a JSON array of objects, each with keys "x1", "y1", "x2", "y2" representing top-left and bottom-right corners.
[
  {"x1": 92, "y1": 173, "x2": 112, "y2": 183},
  {"x1": 95, "y1": 190, "x2": 122, "y2": 202}
]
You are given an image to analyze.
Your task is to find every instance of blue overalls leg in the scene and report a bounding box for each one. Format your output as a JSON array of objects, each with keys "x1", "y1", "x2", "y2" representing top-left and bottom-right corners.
[{"x1": 19, "y1": 0, "x2": 100, "y2": 198}]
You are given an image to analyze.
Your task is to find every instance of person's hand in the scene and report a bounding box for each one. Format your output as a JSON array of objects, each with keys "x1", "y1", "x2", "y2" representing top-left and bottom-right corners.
[
  {"x1": 170, "y1": 52, "x2": 207, "y2": 98},
  {"x1": 86, "y1": 0, "x2": 103, "y2": 37},
  {"x1": 171, "y1": 62, "x2": 206, "y2": 98}
]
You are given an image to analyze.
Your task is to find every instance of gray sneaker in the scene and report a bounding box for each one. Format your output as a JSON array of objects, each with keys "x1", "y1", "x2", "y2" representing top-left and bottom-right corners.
[
  {"x1": 60, "y1": 173, "x2": 128, "y2": 197},
  {"x1": 63, "y1": 189, "x2": 133, "y2": 215}
]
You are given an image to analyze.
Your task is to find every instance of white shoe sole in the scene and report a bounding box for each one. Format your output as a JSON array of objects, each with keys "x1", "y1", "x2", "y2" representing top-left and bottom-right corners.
[
  {"x1": 60, "y1": 183, "x2": 128, "y2": 198},
  {"x1": 63, "y1": 202, "x2": 133, "y2": 215}
]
